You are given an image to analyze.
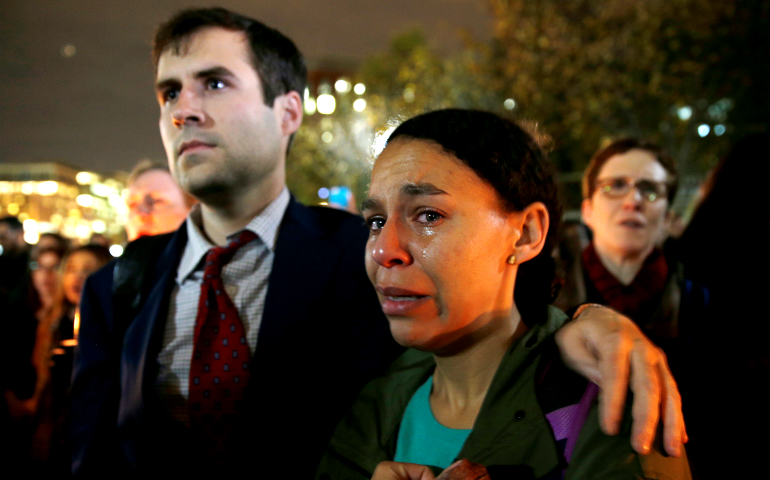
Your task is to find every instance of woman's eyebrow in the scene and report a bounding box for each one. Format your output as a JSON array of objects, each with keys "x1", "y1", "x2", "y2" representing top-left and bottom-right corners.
[
  {"x1": 361, "y1": 197, "x2": 380, "y2": 212},
  {"x1": 361, "y1": 183, "x2": 448, "y2": 212},
  {"x1": 402, "y1": 183, "x2": 448, "y2": 197}
]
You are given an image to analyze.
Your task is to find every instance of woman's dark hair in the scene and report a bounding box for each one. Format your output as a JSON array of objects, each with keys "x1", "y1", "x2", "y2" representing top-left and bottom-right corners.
[
  {"x1": 63, "y1": 244, "x2": 113, "y2": 269},
  {"x1": 152, "y1": 7, "x2": 307, "y2": 108},
  {"x1": 386, "y1": 109, "x2": 562, "y2": 325},
  {"x1": 583, "y1": 138, "x2": 679, "y2": 203}
]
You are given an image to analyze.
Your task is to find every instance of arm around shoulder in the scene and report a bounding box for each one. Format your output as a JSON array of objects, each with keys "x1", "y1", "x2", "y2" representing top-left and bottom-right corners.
[{"x1": 566, "y1": 397, "x2": 691, "y2": 480}]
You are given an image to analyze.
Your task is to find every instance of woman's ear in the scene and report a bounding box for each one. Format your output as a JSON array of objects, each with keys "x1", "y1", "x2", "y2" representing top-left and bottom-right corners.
[
  {"x1": 581, "y1": 198, "x2": 594, "y2": 230},
  {"x1": 513, "y1": 202, "x2": 549, "y2": 263}
]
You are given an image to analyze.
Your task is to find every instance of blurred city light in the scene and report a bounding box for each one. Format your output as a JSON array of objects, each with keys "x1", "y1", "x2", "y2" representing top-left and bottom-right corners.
[
  {"x1": 677, "y1": 106, "x2": 693, "y2": 121},
  {"x1": 76, "y1": 171, "x2": 97, "y2": 185},
  {"x1": 354, "y1": 83, "x2": 366, "y2": 95},
  {"x1": 334, "y1": 79, "x2": 351, "y2": 93},
  {"x1": 91, "y1": 219, "x2": 106, "y2": 233},
  {"x1": 714, "y1": 124, "x2": 726, "y2": 136},
  {"x1": 21, "y1": 183, "x2": 34, "y2": 195},
  {"x1": 697, "y1": 124, "x2": 710, "y2": 137},
  {"x1": 7, "y1": 203, "x2": 19, "y2": 215},
  {"x1": 109, "y1": 244, "x2": 124, "y2": 257},
  {"x1": 23, "y1": 219, "x2": 39, "y2": 244},
  {"x1": 329, "y1": 186, "x2": 352, "y2": 210},
  {"x1": 37, "y1": 181, "x2": 59, "y2": 196},
  {"x1": 305, "y1": 97, "x2": 317, "y2": 115},
  {"x1": 403, "y1": 86, "x2": 415, "y2": 103},
  {"x1": 353, "y1": 98, "x2": 367, "y2": 112},
  {"x1": 75, "y1": 224, "x2": 90, "y2": 239},
  {"x1": 318, "y1": 187, "x2": 330, "y2": 199},
  {"x1": 504, "y1": 98, "x2": 516, "y2": 110},
  {"x1": 317, "y1": 94, "x2": 336, "y2": 114},
  {"x1": 61, "y1": 44, "x2": 76, "y2": 57},
  {"x1": 318, "y1": 82, "x2": 332, "y2": 95},
  {"x1": 76, "y1": 194, "x2": 94, "y2": 207},
  {"x1": 91, "y1": 182, "x2": 113, "y2": 197},
  {"x1": 321, "y1": 131, "x2": 334, "y2": 143}
]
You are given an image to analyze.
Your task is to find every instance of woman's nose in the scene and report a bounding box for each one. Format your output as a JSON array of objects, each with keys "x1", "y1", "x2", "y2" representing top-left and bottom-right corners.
[
  {"x1": 371, "y1": 221, "x2": 413, "y2": 268},
  {"x1": 621, "y1": 187, "x2": 644, "y2": 209}
]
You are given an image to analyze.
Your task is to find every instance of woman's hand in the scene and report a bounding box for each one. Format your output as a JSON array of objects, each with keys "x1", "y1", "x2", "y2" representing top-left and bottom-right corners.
[
  {"x1": 555, "y1": 304, "x2": 686, "y2": 457},
  {"x1": 372, "y1": 461, "x2": 436, "y2": 480}
]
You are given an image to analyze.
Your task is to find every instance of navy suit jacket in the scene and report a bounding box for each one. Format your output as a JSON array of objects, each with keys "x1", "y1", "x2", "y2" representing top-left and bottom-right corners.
[{"x1": 71, "y1": 197, "x2": 402, "y2": 478}]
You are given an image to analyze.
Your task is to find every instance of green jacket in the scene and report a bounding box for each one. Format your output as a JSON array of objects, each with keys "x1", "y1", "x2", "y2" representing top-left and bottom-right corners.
[{"x1": 315, "y1": 306, "x2": 691, "y2": 480}]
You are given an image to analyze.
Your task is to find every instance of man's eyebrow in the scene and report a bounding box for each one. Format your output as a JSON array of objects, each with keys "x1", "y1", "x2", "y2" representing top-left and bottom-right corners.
[
  {"x1": 155, "y1": 66, "x2": 237, "y2": 91},
  {"x1": 194, "y1": 66, "x2": 236, "y2": 81}
]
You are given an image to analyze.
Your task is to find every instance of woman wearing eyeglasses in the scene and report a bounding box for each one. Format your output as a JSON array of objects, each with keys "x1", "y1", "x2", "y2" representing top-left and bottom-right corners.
[{"x1": 554, "y1": 140, "x2": 708, "y2": 445}]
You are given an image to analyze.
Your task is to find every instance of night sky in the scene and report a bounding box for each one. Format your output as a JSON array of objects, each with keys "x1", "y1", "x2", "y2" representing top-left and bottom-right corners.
[{"x1": 0, "y1": 0, "x2": 493, "y2": 174}]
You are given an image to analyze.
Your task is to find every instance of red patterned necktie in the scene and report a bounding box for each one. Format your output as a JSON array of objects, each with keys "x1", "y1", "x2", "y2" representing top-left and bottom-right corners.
[{"x1": 188, "y1": 230, "x2": 257, "y2": 464}]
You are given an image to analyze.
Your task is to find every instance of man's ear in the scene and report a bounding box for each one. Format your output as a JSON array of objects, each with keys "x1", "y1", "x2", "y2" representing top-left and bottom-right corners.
[
  {"x1": 581, "y1": 198, "x2": 594, "y2": 230},
  {"x1": 276, "y1": 90, "x2": 303, "y2": 137},
  {"x1": 512, "y1": 202, "x2": 549, "y2": 263}
]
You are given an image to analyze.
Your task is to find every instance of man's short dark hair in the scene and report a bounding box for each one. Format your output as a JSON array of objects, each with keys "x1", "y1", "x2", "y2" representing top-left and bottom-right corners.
[
  {"x1": 152, "y1": 7, "x2": 307, "y2": 108},
  {"x1": 0, "y1": 216, "x2": 24, "y2": 232},
  {"x1": 582, "y1": 138, "x2": 679, "y2": 203}
]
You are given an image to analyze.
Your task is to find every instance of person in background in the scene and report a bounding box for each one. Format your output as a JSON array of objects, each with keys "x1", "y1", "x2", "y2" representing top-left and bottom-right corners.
[
  {"x1": 673, "y1": 134, "x2": 769, "y2": 479},
  {"x1": 553, "y1": 138, "x2": 709, "y2": 475},
  {"x1": 554, "y1": 139, "x2": 706, "y2": 358},
  {"x1": 124, "y1": 159, "x2": 196, "y2": 241},
  {"x1": 36, "y1": 232, "x2": 70, "y2": 254},
  {"x1": 316, "y1": 109, "x2": 690, "y2": 480},
  {"x1": 30, "y1": 244, "x2": 112, "y2": 476},
  {"x1": 0, "y1": 216, "x2": 31, "y2": 303},
  {"x1": 1, "y1": 226, "x2": 54, "y2": 476}
]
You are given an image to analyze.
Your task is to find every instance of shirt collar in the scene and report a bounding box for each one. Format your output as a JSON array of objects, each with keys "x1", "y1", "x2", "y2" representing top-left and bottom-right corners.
[{"x1": 176, "y1": 187, "x2": 290, "y2": 283}]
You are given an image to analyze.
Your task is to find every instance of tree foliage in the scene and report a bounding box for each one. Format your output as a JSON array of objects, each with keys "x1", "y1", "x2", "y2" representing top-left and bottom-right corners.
[{"x1": 286, "y1": 0, "x2": 769, "y2": 210}]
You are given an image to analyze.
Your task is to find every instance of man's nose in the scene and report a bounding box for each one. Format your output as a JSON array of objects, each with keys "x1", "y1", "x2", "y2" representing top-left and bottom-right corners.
[
  {"x1": 136, "y1": 195, "x2": 156, "y2": 215},
  {"x1": 171, "y1": 88, "x2": 206, "y2": 128},
  {"x1": 371, "y1": 221, "x2": 413, "y2": 268}
]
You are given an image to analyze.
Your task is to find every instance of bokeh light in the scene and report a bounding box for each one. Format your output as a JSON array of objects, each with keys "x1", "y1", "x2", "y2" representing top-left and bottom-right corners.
[{"x1": 317, "y1": 94, "x2": 336, "y2": 114}]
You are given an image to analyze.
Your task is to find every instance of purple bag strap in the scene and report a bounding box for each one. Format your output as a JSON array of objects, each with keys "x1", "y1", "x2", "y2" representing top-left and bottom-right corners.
[
  {"x1": 538, "y1": 358, "x2": 600, "y2": 468},
  {"x1": 563, "y1": 382, "x2": 599, "y2": 462}
]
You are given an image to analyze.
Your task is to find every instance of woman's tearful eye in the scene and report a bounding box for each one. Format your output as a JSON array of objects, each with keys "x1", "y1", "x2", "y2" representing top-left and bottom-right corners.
[
  {"x1": 366, "y1": 217, "x2": 386, "y2": 231},
  {"x1": 416, "y1": 210, "x2": 443, "y2": 225}
]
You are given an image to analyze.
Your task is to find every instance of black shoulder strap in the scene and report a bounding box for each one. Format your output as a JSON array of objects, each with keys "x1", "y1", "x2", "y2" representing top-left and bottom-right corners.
[{"x1": 112, "y1": 233, "x2": 174, "y2": 331}]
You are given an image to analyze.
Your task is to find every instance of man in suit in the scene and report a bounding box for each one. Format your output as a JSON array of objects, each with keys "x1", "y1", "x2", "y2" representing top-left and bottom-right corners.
[{"x1": 70, "y1": 7, "x2": 686, "y2": 479}]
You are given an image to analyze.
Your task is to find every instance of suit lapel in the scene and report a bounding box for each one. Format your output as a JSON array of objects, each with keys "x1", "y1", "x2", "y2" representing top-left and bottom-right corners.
[
  {"x1": 255, "y1": 198, "x2": 342, "y2": 355},
  {"x1": 118, "y1": 227, "x2": 186, "y2": 433}
]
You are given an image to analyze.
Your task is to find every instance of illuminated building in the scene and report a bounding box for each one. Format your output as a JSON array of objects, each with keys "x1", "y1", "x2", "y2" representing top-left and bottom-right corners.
[{"x1": 0, "y1": 162, "x2": 127, "y2": 245}]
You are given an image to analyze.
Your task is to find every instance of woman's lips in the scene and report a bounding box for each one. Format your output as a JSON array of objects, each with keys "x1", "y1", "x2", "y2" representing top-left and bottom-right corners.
[{"x1": 376, "y1": 286, "x2": 430, "y2": 316}]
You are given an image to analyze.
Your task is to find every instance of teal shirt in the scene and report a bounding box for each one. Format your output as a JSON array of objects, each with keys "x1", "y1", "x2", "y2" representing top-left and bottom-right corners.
[{"x1": 394, "y1": 376, "x2": 472, "y2": 469}]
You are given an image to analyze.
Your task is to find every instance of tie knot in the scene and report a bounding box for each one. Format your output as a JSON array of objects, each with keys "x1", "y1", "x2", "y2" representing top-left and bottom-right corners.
[{"x1": 204, "y1": 230, "x2": 258, "y2": 275}]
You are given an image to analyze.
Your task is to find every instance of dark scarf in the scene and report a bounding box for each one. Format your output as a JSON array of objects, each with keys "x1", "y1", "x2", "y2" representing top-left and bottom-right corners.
[{"x1": 582, "y1": 243, "x2": 669, "y2": 317}]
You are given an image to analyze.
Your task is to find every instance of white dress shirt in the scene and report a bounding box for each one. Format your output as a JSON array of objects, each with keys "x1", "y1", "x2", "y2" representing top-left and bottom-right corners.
[{"x1": 155, "y1": 187, "x2": 290, "y2": 425}]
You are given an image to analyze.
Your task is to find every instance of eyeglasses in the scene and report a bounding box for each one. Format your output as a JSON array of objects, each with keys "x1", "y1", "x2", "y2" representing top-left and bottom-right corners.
[{"x1": 594, "y1": 177, "x2": 669, "y2": 202}]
